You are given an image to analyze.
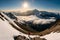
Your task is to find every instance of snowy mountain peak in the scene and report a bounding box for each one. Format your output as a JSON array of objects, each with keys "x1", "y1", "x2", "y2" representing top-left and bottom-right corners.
[{"x1": 33, "y1": 9, "x2": 39, "y2": 12}]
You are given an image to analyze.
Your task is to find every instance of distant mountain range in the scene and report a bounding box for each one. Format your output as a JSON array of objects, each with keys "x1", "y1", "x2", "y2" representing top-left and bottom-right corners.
[
  {"x1": 16, "y1": 9, "x2": 60, "y2": 32},
  {"x1": 1, "y1": 9, "x2": 60, "y2": 32},
  {"x1": 10, "y1": 9, "x2": 60, "y2": 19}
]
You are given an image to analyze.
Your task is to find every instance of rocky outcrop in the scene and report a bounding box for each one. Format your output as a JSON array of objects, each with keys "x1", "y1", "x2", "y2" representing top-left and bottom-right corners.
[{"x1": 14, "y1": 35, "x2": 46, "y2": 40}]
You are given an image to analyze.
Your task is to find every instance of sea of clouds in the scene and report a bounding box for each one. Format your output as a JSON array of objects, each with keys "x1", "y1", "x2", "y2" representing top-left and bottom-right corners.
[{"x1": 17, "y1": 15, "x2": 56, "y2": 25}]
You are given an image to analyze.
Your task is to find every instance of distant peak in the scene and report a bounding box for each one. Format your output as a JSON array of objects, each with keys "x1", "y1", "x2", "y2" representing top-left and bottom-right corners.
[{"x1": 33, "y1": 9, "x2": 39, "y2": 12}]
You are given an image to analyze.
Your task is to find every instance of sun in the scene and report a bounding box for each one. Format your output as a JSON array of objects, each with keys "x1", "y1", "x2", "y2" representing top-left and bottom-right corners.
[
  {"x1": 20, "y1": 2, "x2": 31, "y2": 12},
  {"x1": 22, "y1": 2, "x2": 29, "y2": 8}
]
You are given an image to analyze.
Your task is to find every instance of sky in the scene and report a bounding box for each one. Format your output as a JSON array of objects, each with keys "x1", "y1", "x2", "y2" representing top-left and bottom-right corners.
[{"x1": 0, "y1": 0, "x2": 60, "y2": 12}]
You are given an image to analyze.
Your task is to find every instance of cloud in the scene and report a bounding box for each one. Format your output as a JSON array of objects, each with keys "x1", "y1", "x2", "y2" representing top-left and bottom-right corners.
[
  {"x1": 17, "y1": 15, "x2": 56, "y2": 25},
  {"x1": 33, "y1": 18, "x2": 56, "y2": 24}
]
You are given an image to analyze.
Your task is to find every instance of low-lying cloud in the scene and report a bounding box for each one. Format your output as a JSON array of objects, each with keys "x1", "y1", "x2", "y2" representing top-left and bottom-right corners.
[{"x1": 17, "y1": 15, "x2": 56, "y2": 25}]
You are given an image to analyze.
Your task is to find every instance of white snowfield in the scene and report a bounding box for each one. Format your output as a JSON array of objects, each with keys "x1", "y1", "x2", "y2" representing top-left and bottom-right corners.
[
  {"x1": 41, "y1": 32, "x2": 60, "y2": 40},
  {"x1": 0, "y1": 18, "x2": 20, "y2": 40}
]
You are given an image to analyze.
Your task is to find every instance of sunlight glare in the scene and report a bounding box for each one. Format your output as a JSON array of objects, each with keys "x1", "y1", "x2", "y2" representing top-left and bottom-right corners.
[{"x1": 23, "y1": 2, "x2": 29, "y2": 8}]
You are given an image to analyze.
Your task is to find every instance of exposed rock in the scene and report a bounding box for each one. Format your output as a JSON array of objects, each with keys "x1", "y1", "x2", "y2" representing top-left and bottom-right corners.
[
  {"x1": 14, "y1": 35, "x2": 46, "y2": 40},
  {"x1": 14, "y1": 35, "x2": 28, "y2": 40},
  {"x1": 31, "y1": 37, "x2": 46, "y2": 40}
]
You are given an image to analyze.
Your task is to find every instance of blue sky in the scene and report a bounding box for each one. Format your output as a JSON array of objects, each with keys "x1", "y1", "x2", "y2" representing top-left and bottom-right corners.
[{"x1": 0, "y1": 0, "x2": 60, "y2": 12}]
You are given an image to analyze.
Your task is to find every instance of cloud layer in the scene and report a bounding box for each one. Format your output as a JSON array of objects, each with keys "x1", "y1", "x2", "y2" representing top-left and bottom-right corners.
[{"x1": 17, "y1": 15, "x2": 56, "y2": 25}]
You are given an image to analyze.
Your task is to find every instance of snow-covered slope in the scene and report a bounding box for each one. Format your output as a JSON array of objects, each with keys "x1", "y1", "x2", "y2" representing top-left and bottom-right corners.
[
  {"x1": 0, "y1": 18, "x2": 20, "y2": 40},
  {"x1": 41, "y1": 32, "x2": 60, "y2": 40}
]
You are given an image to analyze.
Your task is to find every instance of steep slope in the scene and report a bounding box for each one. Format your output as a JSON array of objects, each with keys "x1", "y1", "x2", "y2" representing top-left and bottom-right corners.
[
  {"x1": 0, "y1": 17, "x2": 20, "y2": 40},
  {"x1": 41, "y1": 32, "x2": 60, "y2": 40},
  {"x1": 40, "y1": 20, "x2": 60, "y2": 40}
]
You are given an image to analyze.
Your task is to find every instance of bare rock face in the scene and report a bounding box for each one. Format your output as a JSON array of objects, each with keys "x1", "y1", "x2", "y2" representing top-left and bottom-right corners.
[
  {"x1": 14, "y1": 35, "x2": 28, "y2": 40},
  {"x1": 31, "y1": 37, "x2": 46, "y2": 40},
  {"x1": 14, "y1": 35, "x2": 46, "y2": 40}
]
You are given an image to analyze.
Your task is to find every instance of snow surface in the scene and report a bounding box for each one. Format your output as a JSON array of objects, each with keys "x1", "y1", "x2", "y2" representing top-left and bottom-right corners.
[
  {"x1": 41, "y1": 32, "x2": 60, "y2": 40},
  {"x1": 0, "y1": 19, "x2": 20, "y2": 40}
]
